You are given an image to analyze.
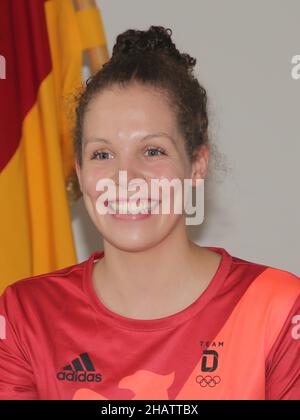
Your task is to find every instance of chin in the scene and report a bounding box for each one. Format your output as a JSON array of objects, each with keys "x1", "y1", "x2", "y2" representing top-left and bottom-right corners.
[
  {"x1": 100, "y1": 232, "x2": 165, "y2": 253},
  {"x1": 89, "y1": 209, "x2": 183, "y2": 253},
  {"x1": 97, "y1": 219, "x2": 175, "y2": 254}
]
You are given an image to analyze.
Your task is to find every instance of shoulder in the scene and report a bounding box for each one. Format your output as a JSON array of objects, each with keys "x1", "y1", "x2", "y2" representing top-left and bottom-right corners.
[
  {"x1": 226, "y1": 248, "x2": 300, "y2": 296},
  {"x1": 217, "y1": 248, "x2": 300, "y2": 326},
  {"x1": 0, "y1": 258, "x2": 89, "y2": 319},
  {"x1": 224, "y1": 253, "x2": 300, "y2": 356},
  {"x1": 238, "y1": 258, "x2": 300, "y2": 303},
  {"x1": 228, "y1": 253, "x2": 300, "y2": 338},
  {"x1": 209, "y1": 246, "x2": 300, "y2": 301},
  {"x1": 256, "y1": 265, "x2": 300, "y2": 299}
]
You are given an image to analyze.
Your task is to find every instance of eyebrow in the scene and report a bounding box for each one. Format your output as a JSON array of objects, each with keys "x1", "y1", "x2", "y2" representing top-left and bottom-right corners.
[{"x1": 83, "y1": 132, "x2": 178, "y2": 150}]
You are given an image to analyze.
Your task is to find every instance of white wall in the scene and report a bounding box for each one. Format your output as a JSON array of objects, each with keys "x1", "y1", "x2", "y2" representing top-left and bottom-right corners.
[{"x1": 72, "y1": 0, "x2": 300, "y2": 275}]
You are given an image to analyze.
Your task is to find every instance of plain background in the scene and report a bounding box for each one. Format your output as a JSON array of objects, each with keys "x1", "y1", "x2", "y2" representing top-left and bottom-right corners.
[{"x1": 71, "y1": 0, "x2": 300, "y2": 276}]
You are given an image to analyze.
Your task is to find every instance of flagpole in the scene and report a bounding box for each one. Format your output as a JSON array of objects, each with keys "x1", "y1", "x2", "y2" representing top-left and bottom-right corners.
[{"x1": 72, "y1": 0, "x2": 109, "y2": 74}]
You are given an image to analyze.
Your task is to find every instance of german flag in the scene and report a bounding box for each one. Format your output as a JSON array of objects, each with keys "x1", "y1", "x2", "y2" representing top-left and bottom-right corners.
[{"x1": 0, "y1": 0, "x2": 108, "y2": 293}]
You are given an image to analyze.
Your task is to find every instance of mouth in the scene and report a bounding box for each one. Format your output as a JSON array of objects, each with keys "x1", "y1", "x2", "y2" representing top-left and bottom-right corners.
[{"x1": 106, "y1": 198, "x2": 160, "y2": 215}]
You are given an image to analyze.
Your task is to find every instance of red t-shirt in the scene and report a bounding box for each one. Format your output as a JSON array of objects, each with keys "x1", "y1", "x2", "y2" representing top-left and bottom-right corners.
[{"x1": 0, "y1": 247, "x2": 299, "y2": 400}]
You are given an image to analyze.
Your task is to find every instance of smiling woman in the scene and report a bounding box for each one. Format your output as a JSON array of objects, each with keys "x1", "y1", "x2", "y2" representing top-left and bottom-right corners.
[{"x1": 0, "y1": 26, "x2": 299, "y2": 401}]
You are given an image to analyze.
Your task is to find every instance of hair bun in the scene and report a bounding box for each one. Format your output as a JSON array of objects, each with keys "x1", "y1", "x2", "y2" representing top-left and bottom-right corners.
[{"x1": 112, "y1": 25, "x2": 196, "y2": 70}]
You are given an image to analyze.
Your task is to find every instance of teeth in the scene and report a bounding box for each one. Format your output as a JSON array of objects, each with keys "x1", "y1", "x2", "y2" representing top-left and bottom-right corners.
[{"x1": 108, "y1": 200, "x2": 159, "y2": 214}]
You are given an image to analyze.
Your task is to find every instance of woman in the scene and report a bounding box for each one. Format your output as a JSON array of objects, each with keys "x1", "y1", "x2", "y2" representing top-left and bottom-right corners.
[{"x1": 0, "y1": 26, "x2": 299, "y2": 400}]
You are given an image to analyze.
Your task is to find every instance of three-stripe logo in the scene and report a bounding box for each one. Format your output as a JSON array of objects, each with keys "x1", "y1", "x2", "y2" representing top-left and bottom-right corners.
[{"x1": 57, "y1": 353, "x2": 102, "y2": 383}]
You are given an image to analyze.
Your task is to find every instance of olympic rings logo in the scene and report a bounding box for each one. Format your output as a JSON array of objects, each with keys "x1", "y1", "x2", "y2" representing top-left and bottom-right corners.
[{"x1": 196, "y1": 375, "x2": 221, "y2": 387}]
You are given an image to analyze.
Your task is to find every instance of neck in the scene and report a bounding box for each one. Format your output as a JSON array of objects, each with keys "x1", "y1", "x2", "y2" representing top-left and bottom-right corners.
[{"x1": 92, "y1": 221, "x2": 211, "y2": 319}]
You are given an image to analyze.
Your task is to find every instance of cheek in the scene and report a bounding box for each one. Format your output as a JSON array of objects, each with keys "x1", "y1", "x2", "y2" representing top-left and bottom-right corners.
[
  {"x1": 145, "y1": 161, "x2": 186, "y2": 182},
  {"x1": 145, "y1": 162, "x2": 189, "y2": 209},
  {"x1": 81, "y1": 166, "x2": 109, "y2": 200}
]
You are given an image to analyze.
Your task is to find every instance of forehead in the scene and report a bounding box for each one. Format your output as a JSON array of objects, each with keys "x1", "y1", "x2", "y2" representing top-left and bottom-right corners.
[{"x1": 82, "y1": 83, "x2": 178, "y2": 140}]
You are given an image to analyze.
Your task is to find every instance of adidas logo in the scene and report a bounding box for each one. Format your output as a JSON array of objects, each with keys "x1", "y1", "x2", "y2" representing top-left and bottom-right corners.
[{"x1": 57, "y1": 353, "x2": 102, "y2": 383}]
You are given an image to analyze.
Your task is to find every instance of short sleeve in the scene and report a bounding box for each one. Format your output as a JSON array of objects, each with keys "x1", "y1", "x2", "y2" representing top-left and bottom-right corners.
[
  {"x1": 0, "y1": 286, "x2": 38, "y2": 400},
  {"x1": 266, "y1": 294, "x2": 300, "y2": 400}
]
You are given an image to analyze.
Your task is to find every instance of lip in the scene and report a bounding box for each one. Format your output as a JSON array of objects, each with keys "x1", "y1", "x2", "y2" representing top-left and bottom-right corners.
[
  {"x1": 104, "y1": 198, "x2": 160, "y2": 207},
  {"x1": 110, "y1": 212, "x2": 153, "y2": 221},
  {"x1": 105, "y1": 198, "x2": 160, "y2": 221}
]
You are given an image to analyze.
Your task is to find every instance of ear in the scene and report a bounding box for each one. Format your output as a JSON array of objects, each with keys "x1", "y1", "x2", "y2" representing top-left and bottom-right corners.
[
  {"x1": 75, "y1": 159, "x2": 83, "y2": 192},
  {"x1": 190, "y1": 144, "x2": 209, "y2": 187}
]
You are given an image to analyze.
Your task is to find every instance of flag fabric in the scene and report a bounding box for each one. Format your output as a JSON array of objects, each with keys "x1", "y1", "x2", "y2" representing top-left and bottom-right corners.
[{"x1": 0, "y1": 0, "x2": 107, "y2": 293}]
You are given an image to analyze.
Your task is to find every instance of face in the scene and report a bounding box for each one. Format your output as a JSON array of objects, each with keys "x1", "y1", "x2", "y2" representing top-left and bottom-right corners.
[{"x1": 76, "y1": 82, "x2": 208, "y2": 252}]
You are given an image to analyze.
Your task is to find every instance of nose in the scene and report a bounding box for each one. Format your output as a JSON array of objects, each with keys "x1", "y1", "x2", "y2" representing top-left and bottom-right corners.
[
  {"x1": 114, "y1": 156, "x2": 145, "y2": 191},
  {"x1": 117, "y1": 170, "x2": 144, "y2": 194}
]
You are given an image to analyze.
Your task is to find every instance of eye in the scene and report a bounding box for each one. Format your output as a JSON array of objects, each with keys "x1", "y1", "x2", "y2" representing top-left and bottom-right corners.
[
  {"x1": 144, "y1": 147, "x2": 166, "y2": 157},
  {"x1": 91, "y1": 151, "x2": 113, "y2": 160}
]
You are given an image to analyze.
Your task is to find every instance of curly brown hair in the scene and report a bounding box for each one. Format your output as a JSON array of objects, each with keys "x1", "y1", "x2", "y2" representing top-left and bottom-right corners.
[{"x1": 74, "y1": 25, "x2": 209, "y2": 166}]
